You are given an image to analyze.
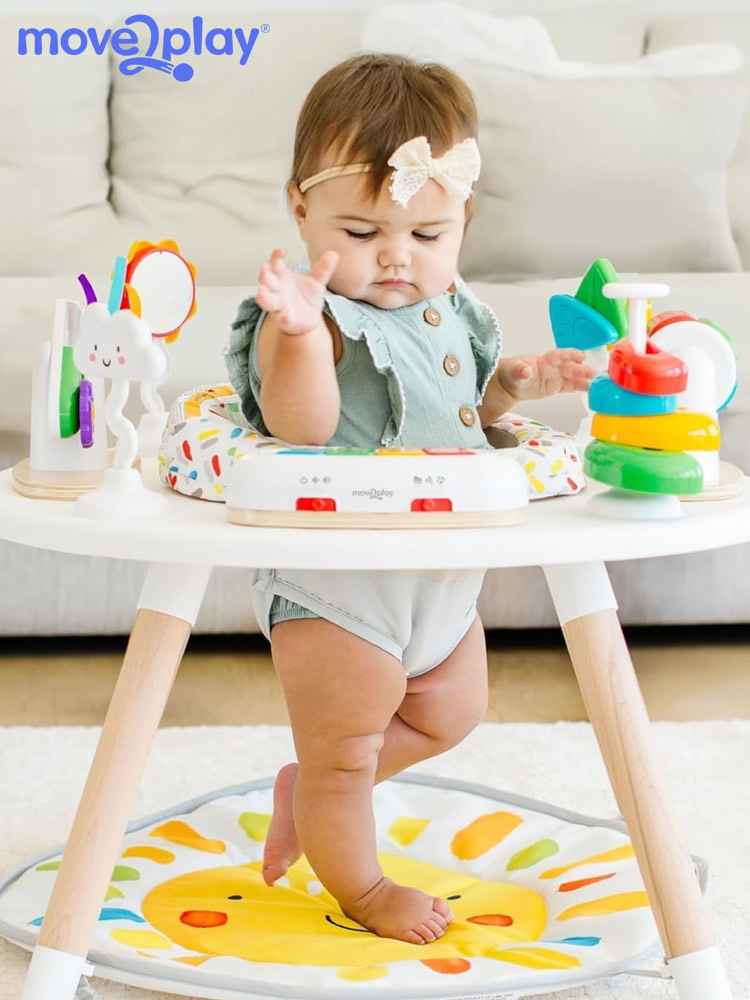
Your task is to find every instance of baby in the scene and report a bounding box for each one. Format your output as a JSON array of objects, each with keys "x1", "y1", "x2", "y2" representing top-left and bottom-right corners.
[{"x1": 225, "y1": 53, "x2": 593, "y2": 946}]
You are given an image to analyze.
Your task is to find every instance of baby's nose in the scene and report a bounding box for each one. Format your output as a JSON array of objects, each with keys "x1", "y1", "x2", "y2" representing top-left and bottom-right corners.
[{"x1": 378, "y1": 241, "x2": 411, "y2": 268}]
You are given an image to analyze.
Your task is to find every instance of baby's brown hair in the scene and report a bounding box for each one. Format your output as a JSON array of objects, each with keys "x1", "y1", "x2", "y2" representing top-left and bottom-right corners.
[{"x1": 288, "y1": 53, "x2": 479, "y2": 220}]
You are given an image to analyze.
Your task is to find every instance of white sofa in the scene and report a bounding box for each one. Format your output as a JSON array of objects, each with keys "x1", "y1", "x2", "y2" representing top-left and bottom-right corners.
[{"x1": 1, "y1": 4, "x2": 749, "y2": 635}]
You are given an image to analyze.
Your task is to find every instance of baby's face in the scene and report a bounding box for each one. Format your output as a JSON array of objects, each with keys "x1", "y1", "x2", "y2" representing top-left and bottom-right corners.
[{"x1": 291, "y1": 171, "x2": 466, "y2": 307}]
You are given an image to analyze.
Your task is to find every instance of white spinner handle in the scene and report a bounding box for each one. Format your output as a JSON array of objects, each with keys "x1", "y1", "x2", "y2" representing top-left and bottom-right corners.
[{"x1": 603, "y1": 281, "x2": 669, "y2": 354}]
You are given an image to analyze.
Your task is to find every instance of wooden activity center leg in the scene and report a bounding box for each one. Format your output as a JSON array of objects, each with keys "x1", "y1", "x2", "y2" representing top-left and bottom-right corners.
[
  {"x1": 543, "y1": 561, "x2": 734, "y2": 1000},
  {"x1": 20, "y1": 562, "x2": 212, "y2": 1000}
]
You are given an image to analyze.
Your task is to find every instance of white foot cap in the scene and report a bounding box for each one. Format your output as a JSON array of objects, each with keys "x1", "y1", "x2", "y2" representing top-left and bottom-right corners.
[
  {"x1": 74, "y1": 467, "x2": 168, "y2": 520},
  {"x1": 20, "y1": 945, "x2": 93, "y2": 1000},
  {"x1": 666, "y1": 946, "x2": 734, "y2": 1000}
]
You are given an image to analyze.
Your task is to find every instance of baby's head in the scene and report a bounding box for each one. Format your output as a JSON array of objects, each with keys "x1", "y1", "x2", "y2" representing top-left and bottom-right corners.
[{"x1": 287, "y1": 53, "x2": 480, "y2": 308}]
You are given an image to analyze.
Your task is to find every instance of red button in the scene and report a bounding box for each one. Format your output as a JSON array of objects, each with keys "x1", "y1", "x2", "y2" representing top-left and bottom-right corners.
[
  {"x1": 295, "y1": 497, "x2": 336, "y2": 511},
  {"x1": 410, "y1": 498, "x2": 453, "y2": 512}
]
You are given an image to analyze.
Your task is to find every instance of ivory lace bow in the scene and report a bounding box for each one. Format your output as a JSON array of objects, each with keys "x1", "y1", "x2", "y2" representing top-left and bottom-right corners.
[{"x1": 387, "y1": 136, "x2": 481, "y2": 208}]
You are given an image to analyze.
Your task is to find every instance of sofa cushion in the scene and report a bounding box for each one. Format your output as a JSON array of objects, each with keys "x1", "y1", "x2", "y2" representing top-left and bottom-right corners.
[
  {"x1": 459, "y1": 63, "x2": 746, "y2": 280},
  {"x1": 0, "y1": 15, "x2": 121, "y2": 277},
  {"x1": 363, "y1": 4, "x2": 647, "y2": 69},
  {"x1": 647, "y1": 15, "x2": 750, "y2": 271},
  {"x1": 529, "y1": 8, "x2": 646, "y2": 62}
]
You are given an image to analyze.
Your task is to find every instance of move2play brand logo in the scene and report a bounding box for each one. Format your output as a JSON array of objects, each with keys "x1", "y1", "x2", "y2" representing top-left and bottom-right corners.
[{"x1": 17, "y1": 15, "x2": 265, "y2": 82}]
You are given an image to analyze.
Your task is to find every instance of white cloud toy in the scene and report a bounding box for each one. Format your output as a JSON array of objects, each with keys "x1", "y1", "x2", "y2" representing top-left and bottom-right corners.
[{"x1": 73, "y1": 302, "x2": 168, "y2": 382}]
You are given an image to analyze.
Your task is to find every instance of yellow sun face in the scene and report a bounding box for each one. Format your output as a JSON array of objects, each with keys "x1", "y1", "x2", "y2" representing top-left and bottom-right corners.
[{"x1": 143, "y1": 853, "x2": 550, "y2": 967}]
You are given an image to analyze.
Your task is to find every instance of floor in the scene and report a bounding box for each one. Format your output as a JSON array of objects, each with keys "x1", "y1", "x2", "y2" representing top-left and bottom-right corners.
[{"x1": 1, "y1": 626, "x2": 748, "y2": 726}]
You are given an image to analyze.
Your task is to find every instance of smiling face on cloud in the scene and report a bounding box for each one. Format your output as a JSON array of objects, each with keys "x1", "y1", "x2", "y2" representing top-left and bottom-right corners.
[{"x1": 73, "y1": 302, "x2": 168, "y2": 382}]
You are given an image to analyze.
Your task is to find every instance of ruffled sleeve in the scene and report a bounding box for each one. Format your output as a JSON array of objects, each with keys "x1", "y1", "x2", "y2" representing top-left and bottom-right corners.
[
  {"x1": 451, "y1": 275, "x2": 503, "y2": 404},
  {"x1": 223, "y1": 296, "x2": 268, "y2": 433}
]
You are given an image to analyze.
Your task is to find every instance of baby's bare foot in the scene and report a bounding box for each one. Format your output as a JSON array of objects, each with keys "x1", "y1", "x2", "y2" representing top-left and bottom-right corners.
[
  {"x1": 262, "y1": 762, "x2": 301, "y2": 886},
  {"x1": 345, "y1": 877, "x2": 454, "y2": 945}
]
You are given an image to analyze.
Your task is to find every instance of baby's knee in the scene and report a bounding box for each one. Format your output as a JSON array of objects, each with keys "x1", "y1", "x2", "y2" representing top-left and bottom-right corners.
[{"x1": 300, "y1": 731, "x2": 384, "y2": 785}]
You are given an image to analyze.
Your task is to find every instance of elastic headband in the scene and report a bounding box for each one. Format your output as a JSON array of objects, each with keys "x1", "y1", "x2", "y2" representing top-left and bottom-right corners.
[
  {"x1": 298, "y1": 163, "x2": 372, "y2": 194},
  {"x1": 297, "y1": 136, "x2": 481, "y2": 208}
]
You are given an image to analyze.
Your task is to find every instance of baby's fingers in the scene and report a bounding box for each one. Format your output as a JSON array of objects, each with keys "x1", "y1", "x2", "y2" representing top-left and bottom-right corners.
[
  {"x1": 560, "y1": 364, "x2": 596, "y2": 391},
  {"x1": 270, "y1": 248, "x2": 287, "y2": 276},
  {"x1": 258, "y1": 249, "x2": 287, "y2": 285},
  {"x1": 259, "y1": 262, "x2": 282, "y2": 292},
  {"x1": 255, "y1": 281, "x2": 281, "y2": 313},
  {"x1": 309, "y1": 250, "x2": 339, "y2": 287}
]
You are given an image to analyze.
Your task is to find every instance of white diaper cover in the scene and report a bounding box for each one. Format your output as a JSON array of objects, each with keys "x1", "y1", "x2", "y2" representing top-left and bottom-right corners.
[{"x1": 251, "y1": 567, "x2": 486, "y2": 677}]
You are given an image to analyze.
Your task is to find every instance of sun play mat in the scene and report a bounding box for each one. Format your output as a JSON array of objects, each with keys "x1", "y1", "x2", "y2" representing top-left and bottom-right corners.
[{"x1": 0, "y1": 775, "x2": 708, "y2": 999}]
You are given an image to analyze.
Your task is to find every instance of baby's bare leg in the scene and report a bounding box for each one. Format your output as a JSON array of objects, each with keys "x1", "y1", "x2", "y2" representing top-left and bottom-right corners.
[
  {"x1": 269, "y1": 618, "x2": 453, "y2": 944},
  {"x1": 264, "y1": 615, "x2": 488, "y2": 881}
]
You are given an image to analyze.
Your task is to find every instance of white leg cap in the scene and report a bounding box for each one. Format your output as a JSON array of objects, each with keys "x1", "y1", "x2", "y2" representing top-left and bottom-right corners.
[
  {"x1": 20, "y1": 945, "x2": 93, "y2": 1000},
  {"x1": 666, "y1": 946, "x2": 734, "y2": 1000}
]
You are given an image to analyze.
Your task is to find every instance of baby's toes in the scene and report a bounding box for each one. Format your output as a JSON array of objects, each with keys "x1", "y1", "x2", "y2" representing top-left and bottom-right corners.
[
  {"x1": 426, "y1": 917, "x2": 448, "y2": 940},
  {"x1": 415, "y1": 922, "x2": 438, "y2": 943},
  {"x1": 404, "y1": 929, "x2": 427, "y2": 946},
  {"x1": 433, "y1": 897, "x2": 454, "y2": 923}
]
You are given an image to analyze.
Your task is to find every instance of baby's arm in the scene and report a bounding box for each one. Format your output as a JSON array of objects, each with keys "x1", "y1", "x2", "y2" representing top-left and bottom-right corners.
[
  {"x1": 479, "y1": 350, "x2": 595, "y2": 427},
  {"x1": 256, "y1": 248, "x2": 341, "y2": 445}
]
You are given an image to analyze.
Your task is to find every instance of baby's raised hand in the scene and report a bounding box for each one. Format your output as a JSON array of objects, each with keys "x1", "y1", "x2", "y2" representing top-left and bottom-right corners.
[
  {"x1": 256, "y1": 248, "x2": 339, "y2": 336},
  {"x1": 498, "y1": 349, "x2": 596, "y2": 401}
]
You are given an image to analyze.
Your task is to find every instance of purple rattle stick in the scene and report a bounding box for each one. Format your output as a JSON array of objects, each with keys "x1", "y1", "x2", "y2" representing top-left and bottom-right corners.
[
  {"x1": 79, "y1": 379, "x2": 94, "y2": 448},
  {"x1": 77, "y1": 273, "x2": 97, "y2": 305}
]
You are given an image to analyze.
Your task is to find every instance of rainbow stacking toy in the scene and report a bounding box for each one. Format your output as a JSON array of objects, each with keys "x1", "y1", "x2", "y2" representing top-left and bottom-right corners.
[{"x1": 550, "y1": 259, "x2": 739, "y2": 518}]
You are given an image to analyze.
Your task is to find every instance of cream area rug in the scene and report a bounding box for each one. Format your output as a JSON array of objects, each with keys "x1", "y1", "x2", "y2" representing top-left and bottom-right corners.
[{"x1": 0, "y1": 722, "x2": 747, "y2": 999}]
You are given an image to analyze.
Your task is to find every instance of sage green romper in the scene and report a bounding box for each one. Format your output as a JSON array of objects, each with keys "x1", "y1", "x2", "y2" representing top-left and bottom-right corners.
[{"x1": 224, "y1": 274, "x2": 502, "y2": 676}]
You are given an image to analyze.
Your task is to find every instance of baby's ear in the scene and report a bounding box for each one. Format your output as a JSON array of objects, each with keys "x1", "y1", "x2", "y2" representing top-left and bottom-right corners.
[{"x1": 287, "y1": 183, "x2": 307, "y2": 228}]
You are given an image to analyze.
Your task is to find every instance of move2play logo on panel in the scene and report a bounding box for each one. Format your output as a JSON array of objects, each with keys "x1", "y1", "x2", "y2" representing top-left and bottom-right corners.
[{"x1": 17, "y1": 15, "x2": 268, "y2": 81}]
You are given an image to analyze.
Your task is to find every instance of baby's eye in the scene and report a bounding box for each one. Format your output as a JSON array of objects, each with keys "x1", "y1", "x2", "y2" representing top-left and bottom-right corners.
[
  {"x1": 345, "y1": 229, "x2": 376, "y2": 241},
  {"x1": 413, "y1": 231, "x2": 441, "y2": 242}
]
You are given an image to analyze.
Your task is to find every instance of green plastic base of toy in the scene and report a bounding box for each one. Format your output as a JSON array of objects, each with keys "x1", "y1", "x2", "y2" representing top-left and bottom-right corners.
[{"x1": 584, "y1": 439, "x2": 704, "y2": 495}]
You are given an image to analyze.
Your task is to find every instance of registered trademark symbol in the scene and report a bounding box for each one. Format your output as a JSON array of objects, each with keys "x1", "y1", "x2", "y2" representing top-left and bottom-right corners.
[{"x1": 261, "y1": 23, "x2": 270, "y2": 32}]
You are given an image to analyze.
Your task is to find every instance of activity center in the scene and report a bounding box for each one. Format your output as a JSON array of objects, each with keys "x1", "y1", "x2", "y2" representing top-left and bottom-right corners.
[{"x1": 0, "y1": 240, "x2": 746, "y2": 1000}]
